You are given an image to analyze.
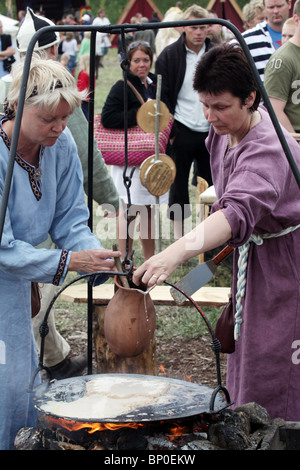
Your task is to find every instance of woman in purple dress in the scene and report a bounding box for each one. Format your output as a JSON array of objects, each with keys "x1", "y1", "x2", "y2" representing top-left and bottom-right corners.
[{"x1": 133, "y1": 43, "x2": 300, "y2": 421}]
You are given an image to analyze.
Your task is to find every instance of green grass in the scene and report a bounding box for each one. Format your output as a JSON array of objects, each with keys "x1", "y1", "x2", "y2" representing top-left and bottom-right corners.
[
  {"x1": 54, "y1": 48, "x2": 232, "y2": 342},
  {"x1": 94, "y1": 48, "x2": 126, "y2": 114}
]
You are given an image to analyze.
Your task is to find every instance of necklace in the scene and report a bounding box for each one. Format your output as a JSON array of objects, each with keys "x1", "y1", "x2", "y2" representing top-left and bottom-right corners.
[
  {"x1": 227, "y1": 111, "x2": 255, "y2": 150},
  {"x1": 18, "y1": 146, "x2": 45, "y2": 182},
  {"x1": 33, "y1": 165, "x2": 42, "y2": 182},
  {"x1": 35, "y1": 147, "x2": 45, "y2": 182}
]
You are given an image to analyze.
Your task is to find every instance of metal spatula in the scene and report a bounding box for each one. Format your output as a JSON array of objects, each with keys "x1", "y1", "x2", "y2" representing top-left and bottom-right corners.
[{"x1": 170, "y1": 245, "x2": 234, "y2": 305}]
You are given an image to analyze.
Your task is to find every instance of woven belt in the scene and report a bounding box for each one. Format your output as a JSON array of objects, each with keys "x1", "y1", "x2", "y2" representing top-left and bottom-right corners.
[{"x1": 235, "y1": 224, "x2": 300, "y2": 340}]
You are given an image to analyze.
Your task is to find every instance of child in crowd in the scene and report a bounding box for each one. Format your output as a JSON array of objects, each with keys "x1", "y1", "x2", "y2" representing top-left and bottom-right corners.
[
  {"x1": 77, "y1": 53, "x2": 94, "y2": 119},
  {"x1": 59, "y1": 53, "x2": 69, "y2": 68},
  {"x1": 78, "y1": 31, "x2": 91, "y2": 58},
  {"x1": 61, "y1": 32, "x2": 78, "y2": 75},
  {"x1": 281, "y1": 17, "x2": 295, "y2": 44}
]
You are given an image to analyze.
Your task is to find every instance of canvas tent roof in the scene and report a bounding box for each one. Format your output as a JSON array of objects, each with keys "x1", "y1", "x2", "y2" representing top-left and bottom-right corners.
[
  {"x1": 114, "y1": 0, "x2": 163, "y2": 24},
  {"x1": 206, "y1": 0, "x2": 244, "y2": 31},
  {"x1": 110, "y1": 0, "x2": 163, "y2": 47},
  {"x1": 0, "y1": 14, "x2": 19, "y2": 37}
]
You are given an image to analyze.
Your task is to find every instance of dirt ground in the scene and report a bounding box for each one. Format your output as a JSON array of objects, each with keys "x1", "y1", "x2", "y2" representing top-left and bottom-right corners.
[
  {"x1": 155, "y1": 335, "x2": 227, "y2": 388},
  {"x1": 67, "y1": 329, "x2": 227, "y2": 390}
]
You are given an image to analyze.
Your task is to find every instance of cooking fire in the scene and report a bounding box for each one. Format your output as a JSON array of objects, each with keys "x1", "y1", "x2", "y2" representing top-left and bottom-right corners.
[
  {"x1": 15, "y1": 400, "x2": 297, "y2": 450},
  {"x1": 15, "y1": 410, "x2": 213, "y2": 450}
]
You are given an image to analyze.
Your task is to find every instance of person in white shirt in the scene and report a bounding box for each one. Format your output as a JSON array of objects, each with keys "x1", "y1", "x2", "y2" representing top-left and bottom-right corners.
[
  {"x1": 155, "y1": 5, "x2": 214, "y2": 237},
  {"x1": 92, "y1": 8, "x2": 111, "y2": 77}
]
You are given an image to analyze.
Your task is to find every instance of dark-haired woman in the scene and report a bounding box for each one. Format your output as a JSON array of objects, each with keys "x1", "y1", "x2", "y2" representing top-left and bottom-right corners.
[
  {"x1": 133, "y1": 43, "x2": 300, "y2": 421},
  {"x1": 102, "y1": 41, "x2": 169, "y2": 260}
]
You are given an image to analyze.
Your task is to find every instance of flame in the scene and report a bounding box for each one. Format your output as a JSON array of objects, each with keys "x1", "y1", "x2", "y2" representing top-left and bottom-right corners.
[
  {"x1": 159, "y1": 364, "x2": 194, "y2": 383},
  {"x1": 183, "y1": 373, "x2": 192, "y2": 382},
  {"x1": 168, "y1": 424, "x2": 189, "y2": 440},
  {"x1": 47, "y1": 416, "x2": 144, "y2": 434}
]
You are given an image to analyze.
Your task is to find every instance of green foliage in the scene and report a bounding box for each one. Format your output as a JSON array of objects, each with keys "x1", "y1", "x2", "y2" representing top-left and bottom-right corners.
[
  {"x1": 87, "y1": 0, "x2": 249, "y2": 25},
  {"x1": 0, "y1": 0, "x2": 250, "y2": 25},
  {"x1": 94, "y1": 48, "x2": 121, "y2": 113},
  {"x1": 0, "y1": 0, "x2": 16, "y2": 18}
]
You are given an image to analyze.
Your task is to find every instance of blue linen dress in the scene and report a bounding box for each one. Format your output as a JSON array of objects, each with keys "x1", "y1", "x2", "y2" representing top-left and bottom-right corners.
[
  {"x1": 0, "y1": 123, "x2": 105, "y2": 449},
  {"x1": 207, "y1": 107, "x2": 300, "y2": 420}
]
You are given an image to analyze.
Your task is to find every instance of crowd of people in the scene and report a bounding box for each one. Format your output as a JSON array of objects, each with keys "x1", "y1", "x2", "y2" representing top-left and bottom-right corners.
[{"x1": 0, "y1": 0, "x2": 300, "y2": 450}]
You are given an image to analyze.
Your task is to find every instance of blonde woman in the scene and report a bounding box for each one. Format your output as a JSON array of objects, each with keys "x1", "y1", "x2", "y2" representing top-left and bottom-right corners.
[
  {"x1": 155, "y1": 10, "x2": 183, "y2": 57},
  {"x1": 0, "y1": 57, "x2": 119, "y2": 449}
]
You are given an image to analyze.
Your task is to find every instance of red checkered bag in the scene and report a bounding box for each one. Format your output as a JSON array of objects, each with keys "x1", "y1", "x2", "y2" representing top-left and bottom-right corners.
[{"x1": 94, "y1": 114, "x2": 173, "y2": 166}]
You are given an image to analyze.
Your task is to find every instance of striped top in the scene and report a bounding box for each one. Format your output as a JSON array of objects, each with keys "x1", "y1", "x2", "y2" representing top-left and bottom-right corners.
[{"x1": 242, "y1": 21, "x2": 275, "y2": 82}]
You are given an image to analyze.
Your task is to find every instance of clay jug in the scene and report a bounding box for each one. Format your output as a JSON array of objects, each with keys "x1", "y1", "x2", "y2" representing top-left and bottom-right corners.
[{"x1": 104, "y1": 276, "x2": 156, "y2": 357}]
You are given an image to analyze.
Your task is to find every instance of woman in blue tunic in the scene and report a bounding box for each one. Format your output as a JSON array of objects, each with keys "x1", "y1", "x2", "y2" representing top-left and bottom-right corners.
[
  {"x1": 133, "y1": 44, "x2": 300, "y2": 421},
  {"x1": 0, "y1": 57, "x2": 120, "y2": 449}
]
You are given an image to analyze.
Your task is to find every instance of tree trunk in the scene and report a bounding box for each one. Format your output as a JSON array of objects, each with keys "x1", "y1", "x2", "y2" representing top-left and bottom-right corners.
[{"x1": 93, "y1": 305, "x2": 157, "y2": 375}]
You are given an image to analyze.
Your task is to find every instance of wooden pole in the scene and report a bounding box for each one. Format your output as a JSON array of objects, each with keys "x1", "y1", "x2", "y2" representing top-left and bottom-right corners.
[{"x1": 155, "y1": 75, "x2": 162, "y2": 253}]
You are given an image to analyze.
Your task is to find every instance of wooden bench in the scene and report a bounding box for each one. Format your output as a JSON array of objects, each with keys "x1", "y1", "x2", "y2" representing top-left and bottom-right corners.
[
  {"x1": 197, "y1": 178, "x2": 217, "y2": 263},
  {"x1": 61, "y1": 283, "x2": 230, "y2": 308}
]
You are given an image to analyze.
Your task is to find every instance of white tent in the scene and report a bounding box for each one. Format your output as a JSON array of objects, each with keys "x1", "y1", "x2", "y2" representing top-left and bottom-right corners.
[
  {"x1": 0, "y1": 13, "x2": 19, "y2": 37},
  {"x1": 0, "y1": 14, "x2": 20, "y2": 61}
]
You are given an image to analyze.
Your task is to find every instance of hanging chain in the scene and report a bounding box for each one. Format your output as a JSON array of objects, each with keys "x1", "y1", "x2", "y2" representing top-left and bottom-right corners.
[{"x1": 119, "y1": 30, "x2": 135, "y2": 272}]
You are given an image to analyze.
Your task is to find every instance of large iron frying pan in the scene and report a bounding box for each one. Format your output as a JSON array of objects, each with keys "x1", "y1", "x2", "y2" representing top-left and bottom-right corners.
[{"x1": 34, "y1": 373, "x2": 228, "y2": 423}]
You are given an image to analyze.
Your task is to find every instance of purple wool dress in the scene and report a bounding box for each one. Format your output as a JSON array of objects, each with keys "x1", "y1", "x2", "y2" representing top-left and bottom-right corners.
[{"x1": 207, "y1": 107, "x2": 300, "y2": 420}]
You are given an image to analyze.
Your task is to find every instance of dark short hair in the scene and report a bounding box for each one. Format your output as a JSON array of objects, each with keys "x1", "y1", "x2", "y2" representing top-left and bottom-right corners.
[
  {"x1": 127, "y1": 41, "x2": 153, "y2": 66},
  {"x1": 193, "y1": 43, "x2": 261, "y2": 111}
]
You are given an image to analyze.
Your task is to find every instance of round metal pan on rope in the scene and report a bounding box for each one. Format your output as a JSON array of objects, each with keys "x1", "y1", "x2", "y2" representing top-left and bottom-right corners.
[
  {"x1": 137, "y1": 99, "x2": 170, "y2": 133},
  {"x1": 34, "y1": 373, "x2": 227, "y2": 423},
  {"x1": 137, "y1": 97, "x2": 175, "y2": 196},
  {"x1": 140, "y1": 154, "x2": 176, "y2": 197}
]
